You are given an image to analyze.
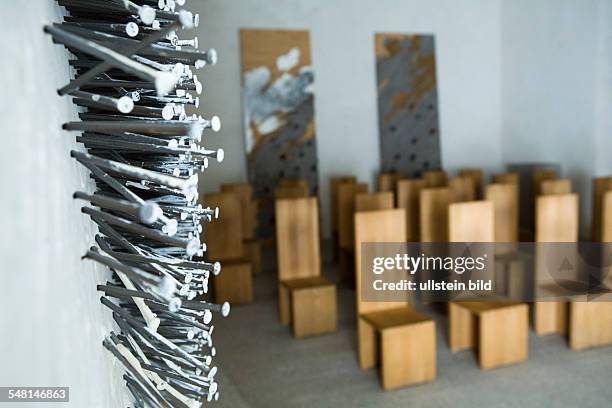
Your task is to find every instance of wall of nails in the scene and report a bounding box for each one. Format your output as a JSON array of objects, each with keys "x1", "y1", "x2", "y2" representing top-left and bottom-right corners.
[
  {"x1": 13, "y1": 0, "x2": 225, "y2": 406},
  {"x1": 0, "y1": 2, "x2": 127, "y2": 406}
]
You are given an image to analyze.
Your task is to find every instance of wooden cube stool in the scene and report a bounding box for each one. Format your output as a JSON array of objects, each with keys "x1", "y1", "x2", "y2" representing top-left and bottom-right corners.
[
  {"x1": 449, "y1": 301, "x2": 528, "y2": 369},
  {"x1": 448, "y1": 201, "x2": 529, "y2": 368},
  {"x1": 279, "y1": 276, "x2": 337, "y2": 338},
  {"x1": 359, "y1": 307, "x2": 436, "y2": 390},
  {"x1": 205, "y1": 192, "x2": 254, "y2": 305},
  {"x1": 533, "y1": 193, "x2": 610, "y2": 351},
  {"x1": 276, "y1": 197, "x2": 337, "y2": 338},
  {"x1": 337, "y1": 182, "x2": 368, "y2": 284},
  {"x1": 355, "y1": 209, "x2": 436, "y2": 389},
  {"x1": 213, "y1": 260, "x2": 253, "y2": 305},
  {"x1": 330, "y1": 176, "x2": 357, "y2": 261}
]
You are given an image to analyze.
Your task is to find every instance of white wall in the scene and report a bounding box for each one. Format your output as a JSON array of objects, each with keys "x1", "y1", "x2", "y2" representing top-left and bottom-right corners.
[
  {"x1": 501, "y1": 0, "x2": 607, "y2": 234},
  {"x1": 0, "y1": 1, "x2": 127, "y2": 406},
  {"x1": 192, "y1": 0, "x2": 504, "y2": 237}
]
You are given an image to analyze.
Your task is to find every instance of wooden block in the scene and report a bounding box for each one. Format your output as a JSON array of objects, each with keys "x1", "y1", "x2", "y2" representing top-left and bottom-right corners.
[
  {"x1": 396, "y1": 179, "x2": 426, "y2": 242},
  {"x1": 492, "y1": 172, "x2": 519, "y2": 185},
  {"x1": 450, "y1": 302, "x2": 528, "y2": 369},
  {"x1": 330, "y1": 176, "x2": 356, "y2": 233},
  {"x1": 278, "y1": 283, "x2": 291, "y2": 325},
  {"x1": 358, "y1": 318, "x2": 377, "y2": 369},
  {"x1": 534, "y1": 301, "x2": 567, "y2": 335},
  {"x1": 274, "y1": 185, "x2": 309, "y2": 200},
  {"x1": 485, "y1": 183, "x2": 518, "y2": 243},
  {"x1": 532, "y1": 168, "x2": 557, "y2": 197},
  {"x1": 221, "y1": 182, "x2": 256, "y2": 239},
  {"x1": 603, "y1": 191, "x2": 612, "y2": 242},
  {"x1": 419, "y1": 187, "x2": 452, "y2": 242},
  {"x1": 423, "y1": 170, "x2": 447, "y2": 187},
  {"x1": 533, "y1": 169, "x2": 557, "y2": 193},
  {"x1": 448, "y1": 201, "x2": 494, "y2": 242},
  {"x1": 569, "y1": 301, "x2": 612, "y2": 350},
  {"x1": 535, "y1": 194, "x2": 579, "y2": 242},
  {"x1": 204, "y1": 192, "x2": 244, "y2": 261},
  {"x1": 604, "y1": 193, "x2": 612, "y2": 288},
  {"x1": 378, "y1": 173, "x2": 399, "y2": 193},
  {"x1": 292, "y1": 282, "x2": 337, "y2": 338},
  {"x1": 338, "y1": 182, "x2": 368, "y2": 249},
  {"x1": 448, "y1": 176, "x2": 476, "y2": 202},
  {"x1": 213, "y1": 261, "x2": 252, "y2": 305},
  {"x1": 243, "y1": 239, "x2": 262, "y2": 275},
  {"x1": 275, "y1": 197, "x2": 320, "y2": 281},
  {"x1": 534, "y1": 194, "x2": 577, "y2": 337},
  {"x1": 355, "y1": 192, "x2": 394, "y2": 212},
  {"x1": 479, "y1": 304, "x2": 528, "y2": 369},
  {"x1": 381, "y1": 321, "x2": 436, "y2": 390},
  {"x1": 354, "y1": 210, "x2": 408, "y2": 315},
  {"x1": 459, "y1": 168, "x2": 483, "y2": 199},
  {"x1": 280, "y1": 178, "x2": 309, "y2": 190},
  {"x1": 449, "y1": 302, "x2": 477, "y2": 352},
  {"x1": 592, "y1": 177, "x2": 612, "y2": 241},
  {"x1": 540, "y1": 179, "x2": 572, "y2": 195}
]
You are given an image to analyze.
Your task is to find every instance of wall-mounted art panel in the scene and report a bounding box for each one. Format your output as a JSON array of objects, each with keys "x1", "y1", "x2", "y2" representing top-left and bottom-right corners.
[
  {"x1": 240, "y1": 29, "x2": 318, "y2": 236},
  {"x1": 375, "y1": 33, "x2": 442, "y2": 177}
]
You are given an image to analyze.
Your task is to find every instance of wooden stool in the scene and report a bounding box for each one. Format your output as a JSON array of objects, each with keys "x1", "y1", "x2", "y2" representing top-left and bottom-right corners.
[
  {"x1": 378, "y1": 173, "x2": 400, "y2": 193},
  {"x1": 533, "y1": 194, "x2": 611, "y2": 350},
  {"x1": 458, "y1": 168, "x2": 483, "y2": 199},
  {"x1": 355, "y1": 192, "x2": 394, "y2": 212},
  {"x1": 532, "y1": 168, "x2": 557, "y2": 197},
  {"x1": 423, "y1": 170, "x2": 447, "y2": 188},
  {"x1": 274, "y1": 184, "x2": 309, "y2": 200},
  {"x1": 492, "y1": 172, "x2": 519, "y2": 185},
  {"x1": 213, "y1": 260, "x2": 253, "y2": 305},
  {"x1": 420, "y1": 187, "x2": 453, "y2": 242},
  {"x1": 448, "y1": 201, "x2": 529, "y2": 368},
  {"x1": 592, "y1": 177, "x2": 612, "y2": 241},
  {"x1": 221, "y1": 183, "x2": 263, "y2": 275},
  {"x1": 540, "y1": 179, "x2": 572, "y2": 195},
  {"x1": 448, "y1": 176, "x2": 476, "y2": 202},
  {"x1": 337, "y1": 182, "x2": 368, "y2": 284},
  {"x1": 449, "y1": 301, "x2": 528, "y2": 369},
  {"x1": 396, "y1": 178, "x2": 426, "y2": 242},
  {"x1": 534, "y1": 194, "x2": 577, "y2": 338},
  {"x1": 276, "y1": 197, "x2": 337, "y2": 338},
  {"x1": 359, "y1": 307, "x2": 436, "y2": 390},
  {"x1": 355, "y1": 209, "x2": 436, "y2": 389},
  {"x1": 279, "y1": 276, "x2": 337, "y2": 338},
  {"x1": 485, "y1": 183, "x2": 518, "y2": 242},
  {"x1": 205, "y1": 192, "x2": 253, "y2": 305},
  {"x1": 330, "y1": 176, "x2": 357, "y2": 261}
]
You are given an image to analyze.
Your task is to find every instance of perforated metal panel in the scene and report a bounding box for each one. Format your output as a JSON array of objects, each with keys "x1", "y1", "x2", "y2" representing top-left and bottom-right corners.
[{"x1": 375, "y1": 34, "x2": 442, "y2": 177}]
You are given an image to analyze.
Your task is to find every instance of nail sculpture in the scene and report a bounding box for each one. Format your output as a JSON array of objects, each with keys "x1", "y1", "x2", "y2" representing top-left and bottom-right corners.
[{"x1": 45, "y1": 1, "x2": 226, "y2": 405}]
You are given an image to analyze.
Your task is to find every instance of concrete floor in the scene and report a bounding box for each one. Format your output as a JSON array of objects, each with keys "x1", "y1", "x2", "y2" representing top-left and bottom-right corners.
[{"x1": 212, "y1": 246, "x2": 612, "y2": 408}]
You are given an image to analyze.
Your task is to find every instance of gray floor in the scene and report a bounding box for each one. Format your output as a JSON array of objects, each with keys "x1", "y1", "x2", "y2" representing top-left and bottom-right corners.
[{"x1": 213, "y1": 246, "x2": 612, "y2": 408}]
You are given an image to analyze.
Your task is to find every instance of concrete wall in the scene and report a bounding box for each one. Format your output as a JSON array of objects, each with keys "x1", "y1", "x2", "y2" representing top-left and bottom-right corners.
[
  {"x1": 594, "y1": 0, "x2": 612, "y2": 177},
  {"x1": 0, "y1": 1, "x2": 127, "y2": 406},
  {"x1": 192, "y1": 0, "x2": 504, "y2": 237},
  {"x1": 501, "y1": 0, "x2": 607, "y2": 234}
]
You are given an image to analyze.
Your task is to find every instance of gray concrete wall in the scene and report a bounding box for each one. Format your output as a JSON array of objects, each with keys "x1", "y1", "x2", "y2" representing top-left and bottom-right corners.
[{"x1": 0, "y1": 1, "x2": 127, "y2": 406}]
